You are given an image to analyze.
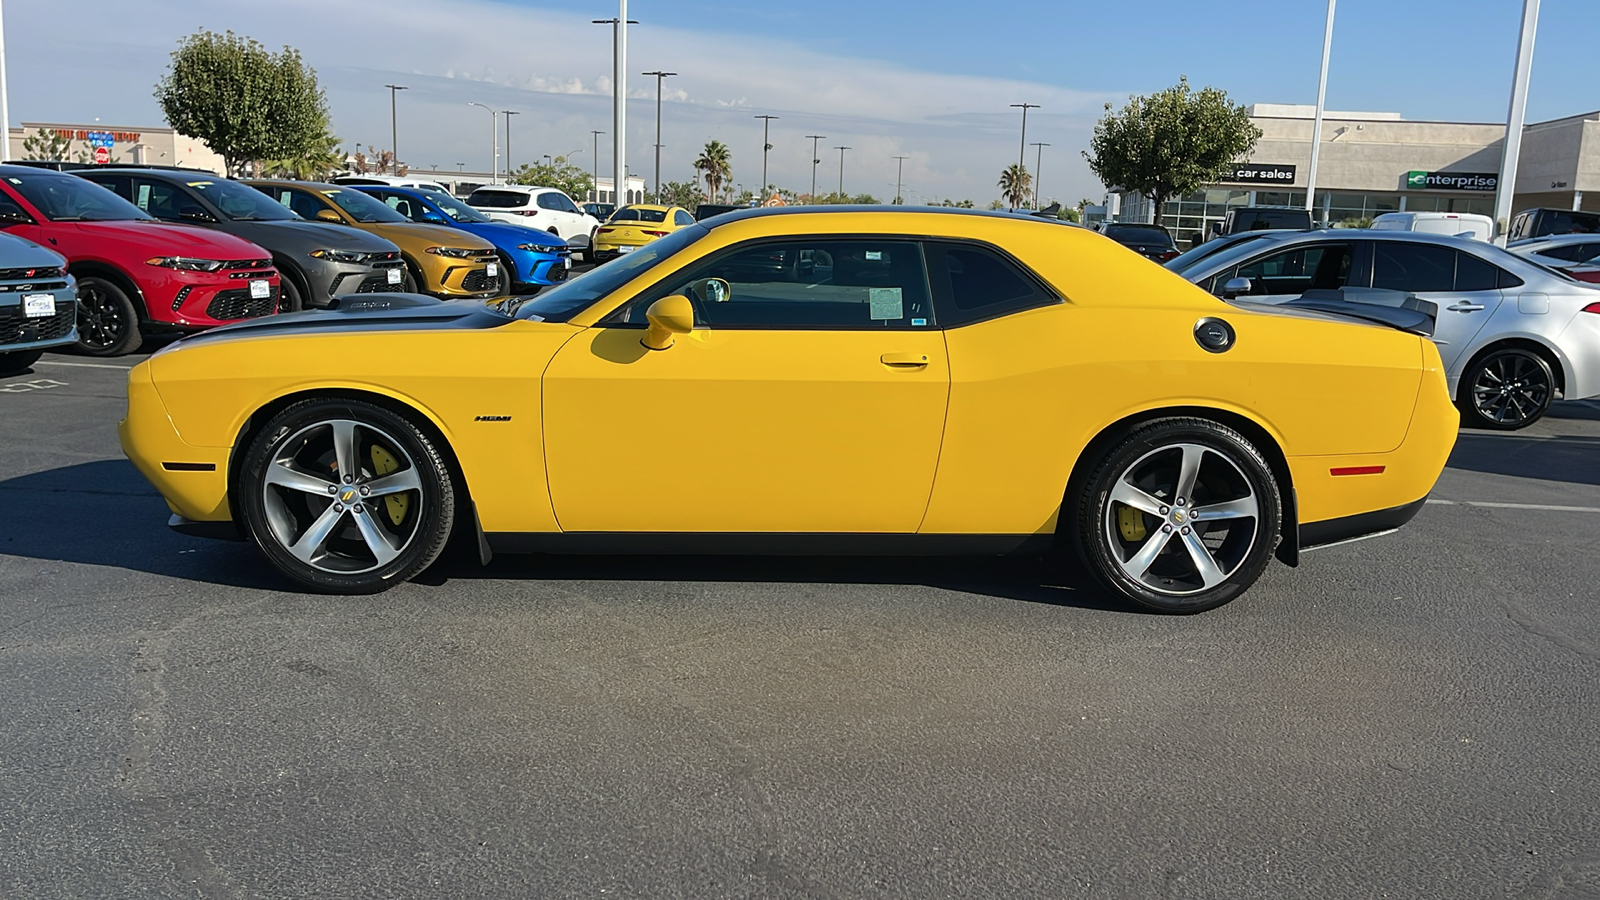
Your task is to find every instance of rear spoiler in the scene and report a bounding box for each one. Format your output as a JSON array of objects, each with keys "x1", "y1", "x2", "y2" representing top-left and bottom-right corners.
[{"x1": 1281, "y1": 288, "x2": 1437, "y2": 337}]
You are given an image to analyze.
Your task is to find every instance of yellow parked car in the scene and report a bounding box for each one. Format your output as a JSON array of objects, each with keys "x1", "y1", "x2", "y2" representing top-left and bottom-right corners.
[
  {"x1": 119, "y1": 208, "x2": 1457, "y2": 612},
  {"x1": 245, "y1": 180, "x2": 503, "y2": 299},
  {"x1": 590, "y1": 204, "x2": 695, "y2": 262}
]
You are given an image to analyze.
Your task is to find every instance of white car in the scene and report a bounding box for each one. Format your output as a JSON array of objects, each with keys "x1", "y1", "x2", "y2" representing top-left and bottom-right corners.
[
  {"x1": 465, "y1": 185, "x2": 600, "y2": 258},
  {"x1": 330, "y1": 175, "x2": 452, "y2": 195},
  {"x1": 1371, "y1": 211, "x2": 1494, "y2": 241},
  {"x1": 1507, "y1": 233, "x2": 1600, "y2": 270},
  {"x1": 1174, "y1": 229, "x2": 1600, "y2": 430}
]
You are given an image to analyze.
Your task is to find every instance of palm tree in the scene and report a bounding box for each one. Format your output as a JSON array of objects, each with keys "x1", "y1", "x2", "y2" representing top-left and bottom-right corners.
[
  {"x1": 694, "y1": 140, "x2": 732, "y2": 203},
  {"x1": 261, "y1": 121, "x2": 344, "y2": 180},
  {"x1": 998, "y1": 164, "x2": 1032, "y2": 209}
]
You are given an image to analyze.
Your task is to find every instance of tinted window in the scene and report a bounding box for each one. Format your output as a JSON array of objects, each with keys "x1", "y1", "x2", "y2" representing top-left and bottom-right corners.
[
  {"x1": 5, "y1": 173, "x2": 149, "y2": 221},
  {"x1": 468, "y1": 189, "x2": 533, "y2": 209},
  {"x1": 1229, "y1": 209, "x2": 1311, "y2": 232},
  {"x1": 1372, "y1": 242, "x2": 1456, "y2": 293},
  {"x1": 1165, "y1": 232, "x2": 1273, "y2": 273},
  {"x1": 375, "y1": 192, "x2": 431, "y2": 222},
  {"x1": 130, "y1": 178, "x2": 192, "y2": 220},
  {"x1": 322, "y1": 188, "x2": 407, "y2": 223},
  {"x1": 926, "y1": 242, "x2": 1056, "y2": 325},
  {"x1": 1223, "y1": 243, "x2": 1352, "y2": 296},
  {"x1": 188, "y1": 180, "x2": 296, "y2": 220},
  {"x1": 612, "y1": 206, "x2": 668, "y2": 223},
  {"x1": 84, "y1": 174, "x2": 133, "y2": 201},
  {"x1": 425, "y1": 193, "x2": 491, "y2": 223},
  {"x1": 674, "y1": 210, "x2": 695, "y2": 227},
  {"x1": 512, "y1": 224, "x2": 708, "y2": 322},
  {"x1": 0, "y1": 189, "x2": 29, "y2": 219},
  {"x1": 262, "y1": 187, "x2": 332, "y2": 221},
  {"x1": 1542, "y1": 242, "x2": 1600, "y2": 262},
  {"x1": 1102, "y1": 225, "x2": 1173, "y2": 246},
  {"x1": 1454, "y1": 252, "x2": 1503, "y2": 292},
  {"x1": 603, "y1": 238, "x2": 935, "y2": 330}
]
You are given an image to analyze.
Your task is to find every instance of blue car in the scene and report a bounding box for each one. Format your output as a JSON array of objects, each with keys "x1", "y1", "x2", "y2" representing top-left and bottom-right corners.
[
  {"x1": 352, "y1": 186, "x2": 571, "y2": 292},
  {"x1": 0, "y1": 231, "x2": 78, "y2": 374}
]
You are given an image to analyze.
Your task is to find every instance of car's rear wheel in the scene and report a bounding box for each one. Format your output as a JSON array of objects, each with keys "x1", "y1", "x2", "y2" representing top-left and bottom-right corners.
[
  {"x1": 1458, "y1": 347, "x2": 1553, "y2": 430},
  {"x1": 1075, "y1": 418, "x2": 1281, "y2": 614},
  {"x1": 0, "y1": 348, "x2": 43, "y2": 375},
  {"x1": 75, "y1": 276, "x2": 142, "y2": 357},
  {"x1": 236, "y1": 398, "x2": 456, "y2": 594}
]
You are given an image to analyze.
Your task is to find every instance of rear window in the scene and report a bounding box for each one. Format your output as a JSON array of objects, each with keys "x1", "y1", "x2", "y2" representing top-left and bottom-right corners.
[
  {"x1": 467, "y1": 190, "x2": 533, "y2": 209},
  {"x1": 1102, "y1": 225, "x2": 1173, "y2": 245},
  {"x1": 1229, "y1": 209, "x2": 1311, "y2": 232},
  {"x1": 612, "y1": 206, "x2": 668, "y2": 223}
]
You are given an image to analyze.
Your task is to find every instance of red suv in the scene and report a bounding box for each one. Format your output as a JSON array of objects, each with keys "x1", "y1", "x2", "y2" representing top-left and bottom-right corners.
[{"x1": 0, "y1": 165, "x2": 281, "y2": 355}]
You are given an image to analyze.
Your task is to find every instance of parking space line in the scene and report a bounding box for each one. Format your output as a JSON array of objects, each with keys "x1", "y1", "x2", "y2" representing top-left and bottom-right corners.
[
  {"x1": 32, "y1": 360, "x2": 136, "y2": 370},
  {"x1": 1428, "y1": 499, "x2": 1600, "y2": 513}
]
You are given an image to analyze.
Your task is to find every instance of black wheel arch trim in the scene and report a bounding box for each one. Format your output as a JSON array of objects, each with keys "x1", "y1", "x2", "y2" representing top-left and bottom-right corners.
[
  {"x1": 1298, "y1": 497, "x2": 1427, "y2": 551},
  {"x1": 67, "y1": 262, "x2": 148, "y2": 318}
]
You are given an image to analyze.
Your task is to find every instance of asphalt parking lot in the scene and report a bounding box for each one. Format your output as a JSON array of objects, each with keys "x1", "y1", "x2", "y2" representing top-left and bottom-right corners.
[{"x1": 2, "y1": 351, "x2": 1598, "y2": 899}]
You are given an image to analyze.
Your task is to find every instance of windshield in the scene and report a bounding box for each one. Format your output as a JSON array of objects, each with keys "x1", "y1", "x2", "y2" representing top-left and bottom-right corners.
[
  {"x1": 7, "y1": 173, "x2": 151, "y2": 221},
  {"x1": 611, "y1": 206, "x2": 668, "y2": 224},
  {"x1": 427, "y1": 193, "x2": 492, "y2": 223},
  {"x1": 1165, "y1": 233, "x2": 1274, "y2": 272},
  {"x1": 187, "y1": 179, "x2": 297, "y2": 221},
  {"x1": 319, "y1": 188, "x2": 408, "y2": 223},
  {"x1": 468, "y1": 189, "x2": 533, "y2": 209},
  {"x1": 512, "y1": 224, "x2": 708, "y2": 322},
  {"x1": 1181, "y1": 232, "x2": 1301, "y2": 279}
]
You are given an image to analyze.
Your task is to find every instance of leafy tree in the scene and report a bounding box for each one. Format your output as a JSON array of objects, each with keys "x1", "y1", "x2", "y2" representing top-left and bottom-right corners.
[
  {"x1": 508, "y1": 155, "x2": 592, "y2": 201},
  {"x1": 155, "y1": 30, "x2": 329, "y2": 177},
  {"x1": 808, "y1": 191, "x2": 879, "y2": 205},
  {"x1": 693, "y1": 140, "x2": 731, "y2": 203},
  {"x1": 986, "y1": 199, "x2": 1006, "y2": 210},
  {"x1": 934, "y1": 198, "x2": 975, "y2": 209},
  {"x1": 655, "y1": 179, "x2": 701, "y2": 212},
  {"x1": 1060, "y1": 206, "x2": 1082, "y2": 223},
  {"x1": 1084, "y1": 76, "x2": 1260, "y2": 223},
  {"x1": 20, "y1": 128, "x2": 88, "y2": 163},
  {"x1": 261, "y1": 116, "x2": 344, "y2": 180},
  {"x1": 998, "y1": 163, "x2": 1032, "y2": 209}
]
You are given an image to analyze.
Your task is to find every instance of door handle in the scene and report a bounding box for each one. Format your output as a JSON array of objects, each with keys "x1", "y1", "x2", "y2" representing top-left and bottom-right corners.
[
  {"x1": 880, "y1": 352, "x2": 930, "y2": 368},
  {"x1": 1447, "y1": 301, "x2": 1486, "y2": 312}
]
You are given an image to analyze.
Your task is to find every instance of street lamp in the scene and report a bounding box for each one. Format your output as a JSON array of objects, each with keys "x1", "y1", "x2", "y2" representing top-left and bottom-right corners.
[
  {"x1": 590, "y1": 129, "x2": 605, "y2": 203},
  {"x1": 502, "y1": 110, "x2": 519, "y2": 175},
  {"x1": 833, "y1": 146, "x2": 850, "y2": 201},
  {"x1": 1010, "y1": 102, "x2": 1039, "y2": 195},
  {"x1": 754, "y1": 114, "x2": 779, "y2": 200},
  {"x1": 806, "y1": 135, "x2": 826, "y2": 203},
  {"x1": 468, "y1": 102, "x2": 499, "y2": 184},
  {"x1": 1306, "y1": 0, "x2": 1336, "y2": 218},
  {"x1": 593, "y1": 8, "x2": 638, "y2": 209},
  {"x1": 1030, "y1": 141, "x2": 1050, "y2": 208},
  {"x1": 892, "y1": 154, "x2": 909, "y2": 205},
  {"x1": 643, "y1": 70, "x2": 676, "y2": 202},
  {"x1": 384, "y1": 84, "x2": 408, "y2": 171}
]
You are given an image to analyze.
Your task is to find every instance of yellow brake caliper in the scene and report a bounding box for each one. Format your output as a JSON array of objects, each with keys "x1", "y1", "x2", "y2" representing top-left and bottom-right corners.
[
  {"x1": 1117, "y1": 505, "x2": 1148, "y2": 543},
  {"x1": 369, "y1": 444, "x2": 409, "y2": 525}
]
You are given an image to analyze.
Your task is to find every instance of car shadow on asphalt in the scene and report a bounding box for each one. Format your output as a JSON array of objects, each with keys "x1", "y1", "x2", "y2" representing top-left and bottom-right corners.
[
  {"x1": 1, "y1": 459, "x2": 1140, "y2": 612},
  {"x1": 1446, "y1": 433, "x2": 1600, "y2": 487}
]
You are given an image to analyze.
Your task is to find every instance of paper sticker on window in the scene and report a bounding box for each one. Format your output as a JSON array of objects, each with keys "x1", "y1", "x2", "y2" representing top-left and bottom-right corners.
[
  {"x1": 869, "y1": 287, "x2": 903, "y2": 320},
  {"x1": 865, "y1": 250, "x2": 883, "y2": 261}
]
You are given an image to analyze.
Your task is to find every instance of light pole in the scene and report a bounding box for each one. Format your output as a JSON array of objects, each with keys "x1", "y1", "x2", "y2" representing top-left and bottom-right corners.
[
  {"x1": 806, "y1": 135, "x2": 826, "y2": 203},
  {"x1": 892, "y1": 155, "x2": 908, "y2": 205},
  {"x1": 468, "y1": 102, "x2": 498, "y2": 183},
  {"x1": 385, "y1": 84, "x2": 407, "y2": 170},
  {"x1": 0, "y1": 0, "x2": 10, "y2": 154},
  {"x1": 1030, "y1": 142, "x2": 1050, "y2": 208},
  {"x1": 590, "y1": 129, "x2": 605, "y2": 202},
  {"x1": 1494, "y1": 0, "x2": 1541, "y2": 244},
  {"x1": 1305, "y1": 0, "x2": 1336, "y2": 218},
  {"x1": 643, "y1": 70, "x2": 676, "y2": 202},
  {"x1": 593, "y1": 7, "x2": 637, "y2": 209},
  {"x1": 457, "y1": 162, "x2": 465, "y2": 173},
  {"x1": 754, "y1": 114, "x2": 779, "y2": 200},
  {"x1": 1010, "y1": 102, "x2": 1039, "y2": 195},
  {"x1": 502, "y1": 110, "x2": 519, "y2": 175},
  {"x1": 834, "y1": 146, "x2": 850, "y2": 200}
]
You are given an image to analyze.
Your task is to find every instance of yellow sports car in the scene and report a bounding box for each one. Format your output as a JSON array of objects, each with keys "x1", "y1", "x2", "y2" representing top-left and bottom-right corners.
[
  {"x1": 120, "y1": 208, "x2": 1457, "y2": 612},
  {"x1": 245, "y1": 180, "x2": 504, "y2": 298},
  {"x1": 590, "y1": 204, "x2": 695, "y2": 262}
]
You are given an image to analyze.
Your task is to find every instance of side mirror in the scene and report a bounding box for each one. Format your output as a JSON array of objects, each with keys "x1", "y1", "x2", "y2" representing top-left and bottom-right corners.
[
  {"x1": 641, "y1": 295, "x2": 696, "y2": 350},
  {"x1": 1220, "y1": 276, "x2": 1252, "y2": 300},
  {"x1": 315, "y1": 209, "x2": 343, "y2": 223},
  {"x1": 178, "y1": 206, "x2": 215, "y2": 224}
]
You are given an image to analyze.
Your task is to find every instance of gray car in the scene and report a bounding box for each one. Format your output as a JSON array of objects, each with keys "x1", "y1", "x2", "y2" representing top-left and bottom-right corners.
[
  {"x1": 1175, "y1": 229, "x2": 1600, "y2": 430},
  {"x1": 0, "y1": 230, "x2": 76, "y2": 374},
  {"x1": 77, "y1": 168, "x2": 407, "y2": 311}
]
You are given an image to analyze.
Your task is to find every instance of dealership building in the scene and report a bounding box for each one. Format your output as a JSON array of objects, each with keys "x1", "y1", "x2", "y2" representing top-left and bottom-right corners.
[
  {"x1": 5, "y1": 122, "x2": 225, "y2": 173},
  {"x1": 1112, "y1": 104, "x2": 1600, "y2": 246}
]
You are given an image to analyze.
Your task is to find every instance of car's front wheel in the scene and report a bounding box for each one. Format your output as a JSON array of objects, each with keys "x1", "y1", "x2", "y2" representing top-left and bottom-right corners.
[
  {"x1": 75, "y1": 276, "x2": 142, "y2": 357},
  {"x1": 236, "y1": 398, "x2": 456, "y2": 593},
  {"x1": 1075, "y1": 418, "x2": 1281, "y2": 614},
  {"x1": 1458, "y1": 347, "x2": 1553, "y2": 430}
]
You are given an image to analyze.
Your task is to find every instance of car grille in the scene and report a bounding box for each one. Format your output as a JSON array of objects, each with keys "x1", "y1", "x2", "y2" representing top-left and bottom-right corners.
[
  {"x1": 351, "y1": 273, "x2": 407, "y2": 294},
  {"x1": 0, "y1": 266, "x2": 65, "y2": 281},
  {"x1": 330, "y1": 268, "x2": 407, "y2": 296},
  {"x1": 461, "y1": 268, "x2": 498, "y2": 292},
  {"x1": 205, "y1": 287, "x2": 277, "y2": 321},
  {"x1": 0, "y1": 301, "x2": 75, "y2": 346},
  {"x1": 0, "y1": 279, "x2": 70, "y2": 293},
  {"x1": 221, "y1": 259, "x2": 273, "y2": 271}
]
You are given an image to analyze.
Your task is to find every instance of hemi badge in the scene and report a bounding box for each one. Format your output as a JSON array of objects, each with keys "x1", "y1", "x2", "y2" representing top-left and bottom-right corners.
[
  {"x1": 474, "y1": 415, "x2": 512, "y2": 422},
  {"x1": 1330, "y1": 465, "x2": 1386, "y2": 476}
]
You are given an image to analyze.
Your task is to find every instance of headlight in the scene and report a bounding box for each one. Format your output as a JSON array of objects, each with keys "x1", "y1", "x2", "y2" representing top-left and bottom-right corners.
[
  {"x1": 145, "y1": 256, "x2": 224, "y2": 272},
  {"x1": 516, "y1": 243, "x2": 558, "y2": 253},
  {"x1": 425, "y1": 246, "x2": 480, "y2": 258},
  {"x1": 308, "y1": 248, "x2": 367, "y2": 263}
]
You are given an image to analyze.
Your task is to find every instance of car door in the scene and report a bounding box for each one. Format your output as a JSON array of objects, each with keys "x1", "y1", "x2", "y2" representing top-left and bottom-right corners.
[
  {"x1": 541, "y1": 237, "x2": 949, "y2": 533},
  {"x1": 1369, "y1": 240, "x2": 1504, "y2": 370},
  {"x1": 1211, "y1": 240, "x2": 1356, "y2": 303}
]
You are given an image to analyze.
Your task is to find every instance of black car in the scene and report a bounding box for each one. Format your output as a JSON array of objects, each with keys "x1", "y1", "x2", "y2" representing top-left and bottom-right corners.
[
  {"x1": 1097, "y1": 223, "x2": 1179, "y2": 261},
  {"x1": 1213, "y1": 206, "x2": 1313, "y2": 237},
  {"x1": 582, "y1": 202, "x2": 615, "y2": 223},
  {"x1": 694, "y1": 203, "x2": 745, "y2": 222},
  {"x1": 77, "y1": 167, "x2": 406, "y2": 311},
  {"x1": 1508, "y1": 207, "x2": 1600, "y2": 242}
]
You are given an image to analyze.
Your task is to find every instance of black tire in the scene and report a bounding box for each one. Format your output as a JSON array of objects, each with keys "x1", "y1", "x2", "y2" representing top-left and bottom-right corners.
[
  {"x1": 1457, "y1": 347, "x2": 1554, "y2": 431},
  {"x1": 401, "y1": 260, "x2": 424, "y2": 295},
  {"x1": 235, "y1": 397, "x2": 456, "y2": 594},
  {"x1": 277, "y1": 274, "x2": 304, "y2": 313},
  {"x1": 1073, "y1": 417, "x2": 1281, "y2": 614},
  {"x1": 494, "y1": 253, "x2": 513, "y2": 296},
  {"x1": 582, "y1": 228, "x2": 597, "y2": 264},
  {"x1": 0, "y1": 348, "x2": 43, "y2": 375},
  {"x1": 75, "y1": 276, "x2": 142, "y2": 357}
]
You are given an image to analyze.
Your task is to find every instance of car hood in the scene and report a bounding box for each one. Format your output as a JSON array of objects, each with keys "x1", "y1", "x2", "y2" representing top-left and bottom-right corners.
[
  {"x1": 76, "y1": 220, "x2": 271, "y2": 257},
  {"x1": 221, "y1": 219, "x2": 399, "y2": 254},
  {"x1": 453, "y1": 220, "x2": 566, "y2": 249},
  {"x1": 0, "y1": 230, "x2": 66, "y2": 267},
  {"x1": 359, "y1": 221, "x2": 497, "y2": 252},
  {"x1": 172, "y1": 294, "x2": 515, "y2": 347}
]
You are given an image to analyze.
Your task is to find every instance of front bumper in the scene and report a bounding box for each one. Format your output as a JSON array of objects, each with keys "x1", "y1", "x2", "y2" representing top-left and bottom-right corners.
[
  {"x1": 422, "y1": 253, "x2": 500, "y2": 298},
  {"x1": 119, "y1": 361, "x2": 233, "y2": 523},
  {"x1": 150, "y1": 268, "x2": 282, "y2": 329},
  {"x1": 306, "y1": 257, "x2": 408, "y2": 304},
  {"x1": 512, "y1": 250, "x2": 571, "y2": 287},
  {"x1": 0, "y1": 281, "x2": 79, "y2": 353}
]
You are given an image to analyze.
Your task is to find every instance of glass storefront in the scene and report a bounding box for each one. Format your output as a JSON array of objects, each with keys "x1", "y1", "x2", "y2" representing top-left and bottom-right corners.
[{"x1": 1124, "y1": 188, "x2": 1496, "y2": 248}]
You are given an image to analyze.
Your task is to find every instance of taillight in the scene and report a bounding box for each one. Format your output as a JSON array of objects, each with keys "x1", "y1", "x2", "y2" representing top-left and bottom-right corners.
[
  {"x1": 1159, "y1": 250, "x2": 1179, "y2": 261},
  {"x1": 1582, "y1": 301, "x2": 1600, "y2": 314},
  {"x1": 516, "y1": 209, "x2": 537, "y2": 216},
  {"x1": 642, "y1": 230, "x2": 669, "y2": 237}
]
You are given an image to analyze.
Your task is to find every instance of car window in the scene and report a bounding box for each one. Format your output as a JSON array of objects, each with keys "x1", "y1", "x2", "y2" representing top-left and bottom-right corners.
[
  {"x1": 1221, "y1": 243, "x2": 1352, "y2": 296},
  {"x1": 131, "y1": 178, "x2": 190, "y2": 221},
  {"x1": 925, "y1": 241, "x2": 1057, "y2": 326},
  {"x1": 85, "y1": 174, "x2": 133, "y2": 202},
  {"x1": 5, "y1": 172, "x2": 150, "y2": 221},
  {"x1": 1454, "y1": 252, "x2": 1504, "y2": 292},
  {"x1": 263, "y1": 187, "x2": 334, "y2": 221},
  {"x1": 467, "y1": 189, "x2": 532, "y2": 209},
  {"x1": 511, "y1": 224, "x2": 709, "y2": 322},
  {"x1": 321, "y1": 188, "x2": 408, "y2": 223},
  {"x1": 188, "y1": 179, "x2": 297, "y2": 220},
  {"x1": 1371, "y1": 242, "x2": 1456, "y2": 293},
  {"x1": 674, "y1": 210, "x2": 694, "y2": 227},
  {"x1": 425, "y1": 193, "x2": 491, "y2": 223},
  {"x1": 612, "y1": 206, "x2": 668, "y2": 223},
  {"x1": 1103, "y1": 225, "x2": 1172, "y2": 245},
  {"x1": 1546, "y1": 242, "x2": 1600, "y2": 262},
  {"x1": 603, "y1": 238, "x2": 936, "y2": 330},
  {"x1": 378, "y1": 193, "x2": 430, "y2": 222},
  {"x1": 556, "y1": 193, "x2": 580, "y2": 213},
  {"x1": 1165, "y1": 233, "x2": 1272, "y2": 273},
  {"x1": 537, "y1": 192, "x2": 577, "y2": 212},
  {"x1": 0, "y1": 189, "x2": 30, "y2": 220}
]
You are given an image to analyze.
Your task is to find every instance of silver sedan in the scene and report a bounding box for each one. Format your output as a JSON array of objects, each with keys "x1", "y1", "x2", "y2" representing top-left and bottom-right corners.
[{"x1": 1173, "y1": 229, "x2": 1600, "y2": 429}]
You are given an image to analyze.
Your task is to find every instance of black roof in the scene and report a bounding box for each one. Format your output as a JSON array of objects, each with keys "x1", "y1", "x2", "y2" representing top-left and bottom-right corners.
[{"x1": 83, "y1": 164, "x2": 224, "y2": 177}]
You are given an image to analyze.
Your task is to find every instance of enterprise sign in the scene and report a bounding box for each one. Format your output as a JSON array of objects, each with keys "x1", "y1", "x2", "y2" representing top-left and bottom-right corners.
[
  {"x1": 1219, "y1": 162, "x2": 1297, "y2": 184},
  {"x1": 1406, "y1": 170, "x2": 1498, "y2": 192}
]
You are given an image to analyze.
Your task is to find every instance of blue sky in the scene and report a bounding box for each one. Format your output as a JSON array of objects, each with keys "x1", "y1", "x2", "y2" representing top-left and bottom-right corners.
[{"x1": 9, "y1": 0, "x2": 1598, "y2": 204}]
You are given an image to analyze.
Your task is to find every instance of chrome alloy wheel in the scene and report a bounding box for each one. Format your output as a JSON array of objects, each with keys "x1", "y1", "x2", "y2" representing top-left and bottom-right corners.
[
  {"x1": 259, "y1": 419, "x2": 425, "y2": 575},
  {"x1": 1470, "y1": 352, "x2": 1551, "y2": 427},
  {"x1": 1103, "y1": 442, "x2": 1260, "y2": 597}
]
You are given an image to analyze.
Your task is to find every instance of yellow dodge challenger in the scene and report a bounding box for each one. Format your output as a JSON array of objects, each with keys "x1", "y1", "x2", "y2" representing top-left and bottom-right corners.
[{"x1": 120, "y1": 208, "x2": 1458, "y2": 612}]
